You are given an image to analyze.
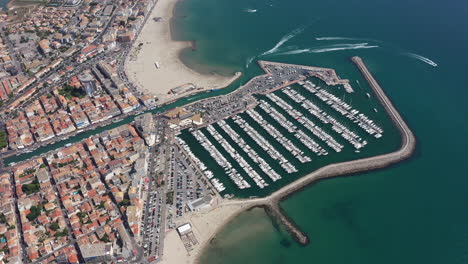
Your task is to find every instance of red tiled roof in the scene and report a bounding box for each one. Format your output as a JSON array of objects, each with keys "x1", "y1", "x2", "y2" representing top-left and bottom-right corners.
[{"x1": 68, "y1": 254, "x2": 79, "y2": 263}]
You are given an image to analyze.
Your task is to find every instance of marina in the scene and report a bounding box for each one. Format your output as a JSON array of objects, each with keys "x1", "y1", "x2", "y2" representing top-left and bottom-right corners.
[
  {"x1": 266, "y1": 92, "x2": 344, "y2": 153},
  {"x1": 299, "y1": 80, "x2": 383, "y2": 138},
  {"x1": 233, "y1": 115, "x2": 298, "y2": 174},
  {"x1": 196, "y1": 56, "x2": 416, "y2": 252},
  {"x1": 206, "y1": 124, "x2": 268, "y2": 189},
  {"x1": 177, "y1": 60, "x2": 396, "y2": 197},
  {"x1": 257, "y1": 100, "x2": 327, "y2": 156},
  {"x1": 217, "y1": 120, "x2": 282, "y2": 182},
  {"x1": 245, "y1": 108, "x2": 312, "y2": 163},
  {"x1": 190, "y1": 129, "x2": 237, "y2": 191},
  {"x1": 281, "y1": 87, "x2": 368, "y2": 150}
]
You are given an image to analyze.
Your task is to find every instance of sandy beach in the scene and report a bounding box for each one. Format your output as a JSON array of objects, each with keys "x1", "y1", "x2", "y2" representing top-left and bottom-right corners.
[
  {"x1": 125, "y1": 0, "x2": 240, "y2": 104},
  {"x1": 158, "y1": 197, "x2": 251, "y2": 264}
]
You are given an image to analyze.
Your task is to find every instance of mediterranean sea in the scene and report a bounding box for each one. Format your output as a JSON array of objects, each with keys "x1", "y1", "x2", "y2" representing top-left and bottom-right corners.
[{"x1": 172, "y1": 0, "x2": 468, "y2": 263}]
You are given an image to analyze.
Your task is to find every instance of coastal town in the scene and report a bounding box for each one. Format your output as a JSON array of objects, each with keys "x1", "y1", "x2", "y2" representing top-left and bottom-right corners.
[
  {"x1": 0, "y1": 0, "x2": 416, "y2": 264},
  {"x1": 0, "y1": 0, "x2": 163, "y2": 155}
]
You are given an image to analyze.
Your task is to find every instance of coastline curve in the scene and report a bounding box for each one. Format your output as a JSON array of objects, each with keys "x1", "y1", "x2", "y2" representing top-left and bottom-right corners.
[{"x1": 125, "y1": 0, "x2": 239, "y2": 104}]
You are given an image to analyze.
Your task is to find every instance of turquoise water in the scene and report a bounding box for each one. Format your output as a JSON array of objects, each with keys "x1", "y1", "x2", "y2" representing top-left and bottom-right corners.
[{"x1": 175, "y1": 0, "x2": 468, "y2": 263}]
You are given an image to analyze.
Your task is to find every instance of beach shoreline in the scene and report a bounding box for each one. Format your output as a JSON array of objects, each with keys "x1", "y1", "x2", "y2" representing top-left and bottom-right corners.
[
  {"x1": 125, "y1": 0, "x2": 240, "y2": 105},
  {"x1": 157, "y1": 198, "x2": 253, "y2": 264}
]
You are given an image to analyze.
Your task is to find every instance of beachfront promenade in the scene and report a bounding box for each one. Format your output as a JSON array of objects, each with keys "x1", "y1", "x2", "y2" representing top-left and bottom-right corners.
[{"x1": 220, "y1": 56, "x2": 416, "y2": 246}]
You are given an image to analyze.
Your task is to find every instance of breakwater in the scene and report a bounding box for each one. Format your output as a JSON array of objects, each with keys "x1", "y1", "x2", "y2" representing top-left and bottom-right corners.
[{"x1": 264, "y1": 203, "x2": 309, "y2": 245}]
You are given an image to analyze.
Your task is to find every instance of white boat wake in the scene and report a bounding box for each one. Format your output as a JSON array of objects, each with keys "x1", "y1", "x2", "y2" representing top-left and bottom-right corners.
[
  {"x1": 310, "y1": 43, "x2": 379, "y2": 53},
  {"x1": 315, "y1": 36, "x2": 383, "y2": 44},
  {"x1": 277, "y1": 48, "x2": 312, "y2": 55},
  {"x1": 272, "y1": 43, "x2": 379, "y2": 56},
  {"x1": 404, "y1": 53, "x2": 438, "y2": 67},
  {"x1": 261, "y1": 25, "x2": 307, "y2": 56},
  {"x1": 248, "y1": 45, "x2": 300, "y2": 67},
  {"x1": 243, "y1": 8, "x2": 257, "y2": 13},
  {"x1": 315, "y1": 37, "x2": 357, "y2": 41},
  {"x1": 245, "y1": 56, "x2": 256, "y2": 68}
]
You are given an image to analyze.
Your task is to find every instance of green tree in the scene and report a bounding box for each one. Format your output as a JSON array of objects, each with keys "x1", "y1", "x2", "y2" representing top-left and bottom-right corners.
[
  {"x1": 100, "y1": 233, "x2": 110, "y2": 243},
  {"x1": 120, "y1": 199, "x2": 130, "y2": 207},
  {"x1": 97, "y1": 201, "x2": 105, "y2": 209},
  {"x1": 26, "y1": 205, "x2": 43, "y2": 221},
  {"x1": 50, "y1": 221, "x2": 59, "y2": 231},
  {"x1": 22, "y1": 180, "x2": 40, "y2": 195},
  {"x1": 0, "y1": 213, "x2": 6, "y2": 224},
  {"x1": 54, "y1": 228, "x2": 68, "y2": 237},
  {"x1": 0, "y1": 131, "x2": 7, "y2": 149}
]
